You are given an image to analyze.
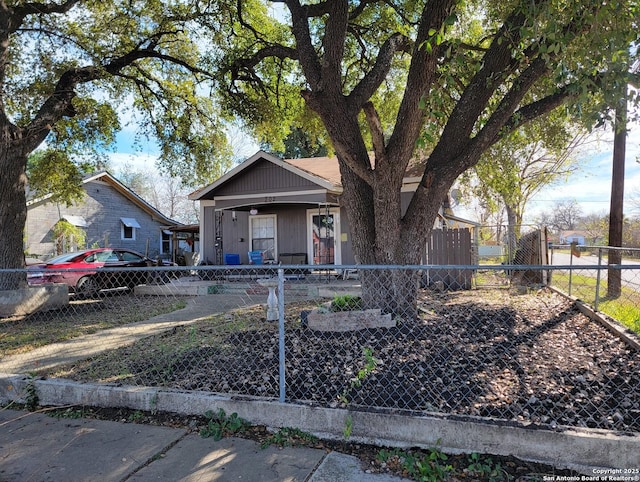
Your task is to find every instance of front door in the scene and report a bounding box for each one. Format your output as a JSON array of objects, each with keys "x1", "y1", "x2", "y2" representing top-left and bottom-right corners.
[
  {"x1": 249, "y1": 214, "x2": 277, "y2": 262},
  {"x1": 307, "y1": 208, "x2": 341, "y2": 265}
]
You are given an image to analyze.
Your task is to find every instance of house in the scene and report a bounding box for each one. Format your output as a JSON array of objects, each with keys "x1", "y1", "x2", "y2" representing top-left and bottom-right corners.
[
  {"x1": 189, "y1": 150, "x2": 476, "y2": 267},
  {"x1": 559, "y1": 230, "x2": 587, "y2": 245},
  {"x1": 25, "y1": 171, "x2": 183, "y2": 260}
]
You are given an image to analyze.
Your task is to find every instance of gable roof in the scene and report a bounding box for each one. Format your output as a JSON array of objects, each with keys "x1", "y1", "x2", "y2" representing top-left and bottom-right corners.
[
  {"x1": 189, "y1": 150, "x2": 341, "y2": 200},
  {"x1": 189, "y1": 150, "x2": 428, "y2": 200},
  {"x1": 27, "y1": 171, "x2": 182, "y2": 226}
]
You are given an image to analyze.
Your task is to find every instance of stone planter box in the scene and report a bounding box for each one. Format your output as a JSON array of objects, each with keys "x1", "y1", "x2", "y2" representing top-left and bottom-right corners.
[
  {"x1": 0, "y1": 284, "x2": 69, "y2": 317},
  {"x1": 307, "y1": 307, "x2": 395, "y2": 332}
]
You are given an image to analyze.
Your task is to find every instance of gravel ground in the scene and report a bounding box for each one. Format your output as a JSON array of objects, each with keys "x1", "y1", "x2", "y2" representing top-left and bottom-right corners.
[
  {"x1": 59, "y1": 287, "x2": 640, "y2": 433},
  {"x1": 42, "y1": 286, "x2": 640, "y2": 480}
]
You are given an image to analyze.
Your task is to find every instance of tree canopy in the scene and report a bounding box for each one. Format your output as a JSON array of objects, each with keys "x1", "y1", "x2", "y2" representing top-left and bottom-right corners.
[
  {"x1": 461, "y1": 112, "x2": 592, "y2": 254},
  {"x1": 214, "y1": 0, "x2": 639, "y2": 316},
  {"x1": 5, "y1": 0, "x2": 234, "y2": 187},
  {"x1": 0, "y1": 0, "x2": 236, "y2": 280}
]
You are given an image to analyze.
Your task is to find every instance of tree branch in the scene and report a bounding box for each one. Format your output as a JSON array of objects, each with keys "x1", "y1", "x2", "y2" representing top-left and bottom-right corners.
[
  {"x1": 320, "y1": 1, "x2": 349, "y2": 88},
  {"x1": 496, "y1": 90, "x2": 573, "y2": 144},
  {"x1": 347, "y1": 33, "x2": 411, "y2": 110},
  {"x1": 10, "y1": 0, "x2": 82, "y2": 31},
  {"x1": 363, "y1": 101, "x2": 385, "y2": 160},
  {"x1": 284, "y1": 0, "x2": 322, "y2": 87},
  {"x1": 434, "y1": 7, "x2": 533, "y2": 152},
  {"x1": 25, "y1": 45, "x2": 214, "y2": 150},
  {"x1": 385, "y1": 0, "x2": 456, "y2": 166},
  {"x1": 472, "y1": 57, "x2": 552, "y2": 154}
]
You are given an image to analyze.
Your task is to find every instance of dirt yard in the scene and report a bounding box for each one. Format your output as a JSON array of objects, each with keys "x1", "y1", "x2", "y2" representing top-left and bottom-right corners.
[{"x1": 51, "y1": 287, "x2": 640, "y2": 434}]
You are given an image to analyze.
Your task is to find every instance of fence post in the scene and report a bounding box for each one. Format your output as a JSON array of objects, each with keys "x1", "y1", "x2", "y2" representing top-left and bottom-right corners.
[
  {"x1": 278, "y1": 268, "x2": 286, "y2": 403},
  {"x1": 595, "y1": 248, "x2": 603, "y2": 311},
  {"x1": 569, "y1": 245, "x2": 574, "y2": 296}
]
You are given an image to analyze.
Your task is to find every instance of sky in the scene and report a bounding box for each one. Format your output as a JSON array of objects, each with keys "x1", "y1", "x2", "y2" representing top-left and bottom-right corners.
[
  {"x1": 107, "y1": 122, "x2": 259, "y2": 174},
  {"x1": 522, "y1": 125, "x2": 640, "y2": 222}
]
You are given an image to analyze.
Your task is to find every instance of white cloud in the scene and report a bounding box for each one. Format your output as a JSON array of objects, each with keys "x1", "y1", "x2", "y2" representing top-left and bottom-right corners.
[{"x1": 107, "y1": 152, "x2": 158, "y2": 173}]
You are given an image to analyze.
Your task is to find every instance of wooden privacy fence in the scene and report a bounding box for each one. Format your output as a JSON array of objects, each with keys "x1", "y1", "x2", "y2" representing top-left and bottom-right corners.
[{"x1": 424, "y1": 228, "x2": 473, "y2": 290}]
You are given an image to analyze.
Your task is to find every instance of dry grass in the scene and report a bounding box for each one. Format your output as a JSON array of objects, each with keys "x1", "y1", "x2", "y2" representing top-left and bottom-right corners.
[{"x1": 0, "y1": 295, "x2": 187, "y2": 357}]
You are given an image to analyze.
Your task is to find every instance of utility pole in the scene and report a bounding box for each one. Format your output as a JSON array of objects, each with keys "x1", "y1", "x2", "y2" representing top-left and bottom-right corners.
[
  {"x1": 607, "y1": 56, "x2": 639, "y2": 298},
  {"x1": 607, "y1": 85, "x2": 625, "y2": 299}
]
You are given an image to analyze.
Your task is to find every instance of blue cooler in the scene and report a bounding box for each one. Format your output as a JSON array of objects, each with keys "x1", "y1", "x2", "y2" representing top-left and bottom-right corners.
[{"x1": 224, "y1": 253, "x2": 241, "y2": 265}]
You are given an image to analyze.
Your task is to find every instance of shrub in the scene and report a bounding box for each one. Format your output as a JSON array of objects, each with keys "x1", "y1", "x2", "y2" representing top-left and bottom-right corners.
[{"x1": 331, "y1": 295, "x2": 364, "y2": 312}]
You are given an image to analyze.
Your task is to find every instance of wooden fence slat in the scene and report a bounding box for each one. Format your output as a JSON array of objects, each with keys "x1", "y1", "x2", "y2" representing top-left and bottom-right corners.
[{"x1": 425, "y1": 229, "x2": 472, "y2": 290}]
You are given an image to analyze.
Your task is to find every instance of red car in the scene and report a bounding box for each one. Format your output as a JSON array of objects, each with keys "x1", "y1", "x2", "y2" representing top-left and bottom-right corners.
[{"x1": 27, "y1": 248, "x2": 153, "y2": 296}]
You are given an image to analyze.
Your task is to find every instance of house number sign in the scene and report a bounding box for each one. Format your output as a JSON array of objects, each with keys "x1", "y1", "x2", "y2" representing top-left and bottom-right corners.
[{"x1": 264, "y1": 196, "x2": 276, "y2": 202}]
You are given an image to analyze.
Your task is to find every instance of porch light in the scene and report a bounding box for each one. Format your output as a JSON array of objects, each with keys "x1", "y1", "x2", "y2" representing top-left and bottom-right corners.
[
  {"x1": 231, "y1": 210, "x2": 237, "y2": 222},
  {"x1": 250, "y1": 207, "x2": 258, "y2": 215}
]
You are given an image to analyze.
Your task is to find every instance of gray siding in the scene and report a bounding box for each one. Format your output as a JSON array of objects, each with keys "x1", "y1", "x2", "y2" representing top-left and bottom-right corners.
[
  {"x1": 216, "y1": 206, "x2": 310, "y2": 264},
  {"x1": 25, "y1": 202, "x2": 62, "y2": 257},
  {"x1": 26, "y1": 179, "x2": 168, "y2": 259},
  {"x1": 216, "y1": 159, "x2": 318, "y2": 196},
  {"x1": 214, "y1": 192, "x2": 332, "y2": 209},
  {"x1": 276, "y1": 208, "x2": 307, "y2": 253},
  {"x1": 338, "y1": 206, "x2": 355, "y2": 264}
]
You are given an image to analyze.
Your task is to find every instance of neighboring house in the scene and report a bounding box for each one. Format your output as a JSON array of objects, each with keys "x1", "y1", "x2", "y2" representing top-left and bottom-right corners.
[
  {"x1": 26, "y1": 171, "x2": 182, "y2": 260},
  {"x1": 559, "y1": 231, "x2": 587, "y2": 245},
  {"x1": 189, "y1": 150, "x2": 476, "y2": 266}
]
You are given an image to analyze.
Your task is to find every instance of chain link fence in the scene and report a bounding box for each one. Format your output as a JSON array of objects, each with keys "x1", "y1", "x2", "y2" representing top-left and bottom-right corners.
[
  {"x1": 549, "y1": 245, "x2": 640, "y2": 321},
  {"x1": 1, "y1": 262, "x2": 639, "y2": 434},
  {"x1": 474, "y1": 225, "x2": 548, "y2": 288}
]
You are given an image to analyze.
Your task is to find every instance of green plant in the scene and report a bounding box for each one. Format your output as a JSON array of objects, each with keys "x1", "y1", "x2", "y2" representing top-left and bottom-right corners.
[
  {"x1": 331, "y1": 294, "x2": 364, "y2": 312},
  {"x1": 200, "y1": 408, "x2": 249, "y2": 441},
  {"x1": 49, "y1": 407, "x2": 87, "y2": 419},
  {"x1": 416, "y1": 443, "x2": 453, "y2": 482},
  {"x1": 52, "y1": 220, "x2": 86, "y2": 254},
  {"x1": 260, "y1": 427, "x2": 318, "y2": 448},
  {"x1": 466, "y1": 452, "x2": 507, "y2": 481},
  {"x1": 128, "y1": 410, "x2": 144, "y2": 422},
  {"x1": 25, "y1": 375, "x2": 39, "y2": 412},
  {"x1": 339, "y1": 346, "x2": 379, "y2": 405},
  {"x1": 376, "y1": 441, "x2": 453, "y2": 482},
  {"x1": 343, "y1": 414, "x2": 353, "y2": 440},
  {"x1": 356, "y1": 347, "x2": 378, "y2": 386}
]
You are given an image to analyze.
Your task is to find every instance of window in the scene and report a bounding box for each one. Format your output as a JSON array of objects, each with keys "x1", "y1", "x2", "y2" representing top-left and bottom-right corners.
[
  {"x1": 120, "y1": 218, "x2": 141, "y2": 241},
  {"x1": 250, "y1": 215, "x2": 276, "y2": 261},
  {"x1": 161, "y1": 230, "x2": 171, "y2": 254},
  {"x1": 89, "y1": 250, "x2": 115, "y2": 262},
  {"x1": 120, "y1": 250, "x2": 144, "y2": 262}
]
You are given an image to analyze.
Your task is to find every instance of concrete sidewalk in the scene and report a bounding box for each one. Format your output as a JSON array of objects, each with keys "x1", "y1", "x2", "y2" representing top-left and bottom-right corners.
[{"x1": 0, "y1": 409, "x2": 410, "y2": 482}]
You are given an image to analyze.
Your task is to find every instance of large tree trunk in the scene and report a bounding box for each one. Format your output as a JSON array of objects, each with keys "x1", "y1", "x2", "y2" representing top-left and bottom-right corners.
[
  {"x1": 337, "y1": 151, "x2": 451, "y2": 320},
  {"x1": 0, "y1": 125, "x2": 30, "y2": 289},
  {"x1": 338, "y1": 157, "x2": 419, "y2": 319}
]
